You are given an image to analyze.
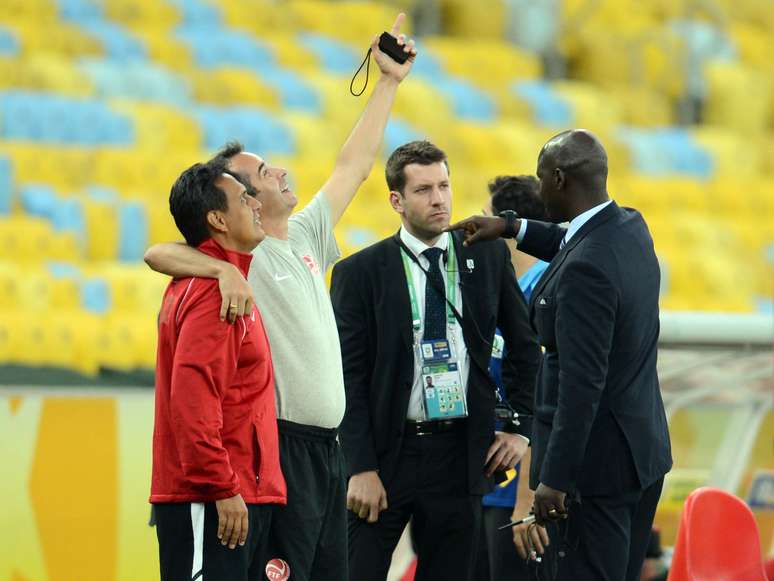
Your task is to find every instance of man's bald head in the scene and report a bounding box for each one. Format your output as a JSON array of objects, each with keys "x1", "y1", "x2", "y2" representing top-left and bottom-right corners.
[
  {"x1": 535, "y1": 129, "x2": 610, "y2": 222},
  {"x1": 538, "y1": 129, "x2": 608, "y2": 185}
]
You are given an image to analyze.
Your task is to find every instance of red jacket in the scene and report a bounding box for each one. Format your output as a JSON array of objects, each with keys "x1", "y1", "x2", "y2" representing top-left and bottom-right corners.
[{"x1": 150, "y1": 238, "x2": 286, "y2": 505}]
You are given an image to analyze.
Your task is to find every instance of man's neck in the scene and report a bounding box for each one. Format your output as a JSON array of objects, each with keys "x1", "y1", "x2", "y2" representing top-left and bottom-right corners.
[
  {"x1": 566, "y1": 192, "x2": 609, "y2": 222},
  {"x1": 403, "y1": 223, "x2": 442, "y2": 247},
  {"x1": 262, "y1": 216, "x2": 289, "y2": 240}
]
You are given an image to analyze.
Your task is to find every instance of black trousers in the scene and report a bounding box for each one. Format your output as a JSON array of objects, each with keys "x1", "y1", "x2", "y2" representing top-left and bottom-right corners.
[
  {"x1": 348, "y1": 429, "x2": 482, "y2": 581},
  {"x1": 155, "y1": 501, "x2": 273, "y2": 581},
  {"x1": 555, "y1": 477, "x2": 664, "y2": 581},
  {"x1": 269, "y1": 420, "x2": 348, "y2": 581}
]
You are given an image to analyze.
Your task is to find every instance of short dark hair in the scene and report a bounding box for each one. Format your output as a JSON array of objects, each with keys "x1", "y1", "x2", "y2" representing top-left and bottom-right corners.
[
  {"x1": 488, "y1": 175, "x2": 547, "y2": 220},
  {"x1": 169, "y1": 158, "x2": 231, "y2": 247},
  {"x1": 210, "y1": 140, "x2": 259, "y2": 198},
  {"x1": 214, "y1": 140, "x2": 244, "y2": 161},
  {"x1": 385, "y1": 140, "x2": 449, "y2": 194}
]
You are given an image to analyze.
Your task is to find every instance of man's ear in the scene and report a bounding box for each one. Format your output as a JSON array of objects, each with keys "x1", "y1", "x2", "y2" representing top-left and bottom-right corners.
[
  {"x1": 554, "y1": 168, "x2": 566, "y2": 190},
  {"x1": 207, "y1": 210, "x2": 228, "y2": 234},
  {"x1": 389, "y1": 190, "x2": 404, "y2": 214}
]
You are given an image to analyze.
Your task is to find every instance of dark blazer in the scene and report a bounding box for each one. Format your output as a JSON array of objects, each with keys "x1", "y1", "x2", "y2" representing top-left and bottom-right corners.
[
  {"x1": 519, "y1": 201, "x2": 672, "y2": 497},
  {"x1": 331, "y1": 230, "x2": 541, "y2": 494}
]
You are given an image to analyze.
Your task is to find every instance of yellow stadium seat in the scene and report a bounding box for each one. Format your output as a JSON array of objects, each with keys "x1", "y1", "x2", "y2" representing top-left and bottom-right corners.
[
  {"x1": 15, "y1": 21, "x2": 104, "y2": 58},
  {"x1": 553, "y1": 81, "x2": 623, "y2": 130},
  {"x1": 0, "y1": 144, "x2": 93, "y2": 193},
  {"x1": 0, "y1": 55, "x2": 93, "y2": 96},
  {"x1": 287, "y1": 0, "x2": 396, "y2": 44},
  {"x1": 391, "y1": 79, "x2": 454, "y2": 135},
  {"x1": 97, "y1": 312, "x2": 154, "y2": 371},
  {"x1": 103, "y1": 0, "x2": 181, "y2": 31},
  {"x1": 134, "y1": 30, "x2": 192, "y2": 70},
  {"x1": 442, "y1": 0, "x2": 507, "y2": 38},
  {"x1": 219, "y1": 0, "x2": 292, "y2": 36},
  {"x1": 82, "y1": 197, "x2": 119, "y2": 261},
  {"x1": 146, "y1": 198, "x2": 181, "y2": 247},
  {"x1": 0, "y1": 0, "x2": 58, "y2": 23},
  {"x1": 423, "y1": 37, "x2": 542, "y2": 88},
  {"x1": 264, "y1": 35, "x2": 319, "y2": 72},
  {"x1": 109, "y1": 100, "x2": 203, "y2": 150},
  {"x1": 0, "y1": 216, "x2": 80, "y2": 263},
  {"x1": 704, "y1": 61, "x2": 773, "y2": 135},
  {"x1": 187, "y1": 68, "x2": 279, "y2": 109}
]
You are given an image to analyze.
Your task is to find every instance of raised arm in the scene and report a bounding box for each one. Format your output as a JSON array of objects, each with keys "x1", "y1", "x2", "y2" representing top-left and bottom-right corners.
[
  {"x1": 144, "y1": 242, "x2": 254, "y2": 322},
  {"x1": 322, "y1": 13, "x2": 416, "y2": 225}
]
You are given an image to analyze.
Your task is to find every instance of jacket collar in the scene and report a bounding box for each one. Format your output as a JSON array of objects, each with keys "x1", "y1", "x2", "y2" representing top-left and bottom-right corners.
[
  {"x1": 529, "y1": 201, "x2": 620, "y2": 310},
  {"x1": 197, "y1": 238, "x2": 253, "y2": 278}
]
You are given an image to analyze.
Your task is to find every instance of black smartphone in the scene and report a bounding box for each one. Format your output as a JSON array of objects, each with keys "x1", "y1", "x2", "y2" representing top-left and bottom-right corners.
[{"x1": 378, "y1": 32, "x2": 409, "y2": 64}]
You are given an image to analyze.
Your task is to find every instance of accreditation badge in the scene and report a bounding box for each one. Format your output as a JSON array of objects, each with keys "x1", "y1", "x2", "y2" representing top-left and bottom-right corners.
[{"x1": 418, "y1": 338, "x2": 468, "y2": 420}]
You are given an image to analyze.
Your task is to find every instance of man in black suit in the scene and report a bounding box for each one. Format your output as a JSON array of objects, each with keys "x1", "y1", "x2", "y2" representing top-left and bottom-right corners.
[
  {"x1": 330, "y1": 141, "x2": 541, "y2": 581},
  {"x1": 448, "y1": 130, "x2": 672, "y2": 581}
]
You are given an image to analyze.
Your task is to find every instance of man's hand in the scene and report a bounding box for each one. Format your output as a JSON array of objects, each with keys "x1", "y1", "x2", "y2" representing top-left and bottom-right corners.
[
  {"x1": 217, "y1": 263, "x2": 254, "y2": 323},
  {"x1": 533, "y1": 482, "x2": 568, "y2": 526},
  {"x1": 445, "y1": 215, "x2": 514, "y2": 246},
  {"x1": 215, "y1": 494, "x2": 248, "y2": 549},
  {"x1": 372, "y1": 13, "x2": 416, "y2": 83},
  {"x1": 511, "y1": 494, "x2": 550, "y2": 560},
  {"x1": 484, "y1": 432, "x2": 528, "y2": 478},
  {"x1": 347, "y1": 470, "x2": 388, "y2": 523}
]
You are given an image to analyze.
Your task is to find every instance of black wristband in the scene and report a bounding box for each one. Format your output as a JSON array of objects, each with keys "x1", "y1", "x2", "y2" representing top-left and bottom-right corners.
[{"x1": 498, "y1": 210, "x2": 519, "y2": 239}]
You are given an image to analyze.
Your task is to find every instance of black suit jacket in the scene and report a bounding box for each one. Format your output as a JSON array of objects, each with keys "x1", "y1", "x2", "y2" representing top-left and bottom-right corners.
[
  {"x1": 519, "y1": 202, "x2": 672, "y2": 497},
  {"x1": 331, "y1": 230, "x2": 541, "y2": 494}
]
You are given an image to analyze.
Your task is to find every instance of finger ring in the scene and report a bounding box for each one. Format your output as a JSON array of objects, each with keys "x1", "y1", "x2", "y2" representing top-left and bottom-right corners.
[{"x1": 228, "y1": 304, "x2": 238, "y2": 310}]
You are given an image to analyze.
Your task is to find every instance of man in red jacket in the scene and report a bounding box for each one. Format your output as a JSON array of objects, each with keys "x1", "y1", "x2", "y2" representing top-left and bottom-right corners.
[{"x1": 151, "y1": 159, "x2": 286, "y2": 581}]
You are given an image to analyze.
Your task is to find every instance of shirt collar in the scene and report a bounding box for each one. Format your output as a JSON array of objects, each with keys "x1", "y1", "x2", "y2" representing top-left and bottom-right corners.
[
  {"x1": 399, "y1": 226, "x2": 449, "y2": 259},
  {"x1": 564, "y1": 200, "x2": 612, "y2": 243}
]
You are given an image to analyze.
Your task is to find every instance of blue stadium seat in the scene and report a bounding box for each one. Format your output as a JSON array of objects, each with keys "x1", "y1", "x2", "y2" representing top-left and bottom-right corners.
[
  {"x1": 0, "y1": 157, "x2": 13, "y2": 214},
  {"x1": 255, "y1": 68, "x2": 321, "y2": 113},
  {"x1": 167, "y1": 0, "x2": 222, "y2": 26},
  {"x1": 20, "y1": 184, "x2": 59, "y2": 220},
  {"x1": 80, "y1": 21, "x2": 147, "y2": 61},
  {"x1": 0, "y1": 26, "x2": 19, "y2": 56},
  {"x1": 87, "y1": 186, "x2": 119, "y2": 203},
  {"x1": 384, "y1": 119, "x2": 424, "y2": 158},
  {"x1": 435, "y1": 77, "x2": 497, "y2": 122},
  {"x1": 298, "y1": 33, "x2": 360, "y2": 74},
  {"x1": 670, "y1": 20, "x2": 736, "y2": 99},
  {"x1": 80, "y1": 59, "x2": 191, "y2": 105},
  {"x1": 57, "y1": 0, "x2": 103, "y2": 23},
  {"x1": 176, "y1": 27, "x2": 275, "y2": 69},
  {"x1": 194, "y1": 106, "x2": 296, "y2": 155},
  {"x1": 408, "y1": 43, "x2": 445, "y2": 81},
  {"x1": 617, "y1": 127, "x2": 714, "y2": 178},
  {"x1": 117, "y1": 200, "x2": 148, "y2": 262},
  {"x1": 0, "y1": 91, "x2": 134, "y2": 145},
  {"x1": 81, "y1": 276, "x2": 111, "y2": 314},
  {"x1": 512, "y1": 80, "x2": 573, "y2": 126},
  {"x1": 20, "y1": 184, "x2": 87, "y2": 244}
]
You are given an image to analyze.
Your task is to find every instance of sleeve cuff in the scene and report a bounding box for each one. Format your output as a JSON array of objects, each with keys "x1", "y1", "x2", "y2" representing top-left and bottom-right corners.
[{"x1": 516, "y1": 219, "x2": 527, "y2": 243}]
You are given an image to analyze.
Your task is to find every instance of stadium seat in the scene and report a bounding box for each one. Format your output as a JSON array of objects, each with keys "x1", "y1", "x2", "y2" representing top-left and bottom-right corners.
[
  {"x1": 0, "y1": 156, "x2": 13, "y2": 214},
  {"x1": 298, "y1": 33, "x2": 360, "y2": 74},
  {"x1": 188, "y1": 67, "x2": 279, "y2": 108},
  {"x1": 668, "y1": 487, "x2": 768, "y2": 581}
]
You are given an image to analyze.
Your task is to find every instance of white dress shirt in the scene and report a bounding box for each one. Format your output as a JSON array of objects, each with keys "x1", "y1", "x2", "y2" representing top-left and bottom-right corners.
[
  {"x1": 399, "y1": 226, "x2": 470, "y2": 421},
  {"x1": 516, "y1": 200, "x2": 612, "y2": 246}
]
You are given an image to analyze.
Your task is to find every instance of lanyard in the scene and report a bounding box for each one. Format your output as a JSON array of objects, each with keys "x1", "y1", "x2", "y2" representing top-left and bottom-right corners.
[{"x1": 399, "y1": 233, "x2": 457, "y2": 331}]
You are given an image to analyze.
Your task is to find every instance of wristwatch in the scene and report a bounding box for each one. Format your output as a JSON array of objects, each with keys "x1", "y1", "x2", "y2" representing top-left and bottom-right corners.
[{"x1": 498, "y1": 210, "x2": 519, "y2": 239}]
